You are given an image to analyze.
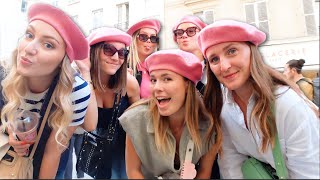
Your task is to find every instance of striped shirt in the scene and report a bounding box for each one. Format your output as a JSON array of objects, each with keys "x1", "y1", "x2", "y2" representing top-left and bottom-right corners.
[{"x1": 20, "y1": 74, "x2": 90, "y2": 126}]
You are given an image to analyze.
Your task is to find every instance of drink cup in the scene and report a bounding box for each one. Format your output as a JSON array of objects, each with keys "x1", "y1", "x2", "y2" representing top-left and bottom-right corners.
[{"x1": 10, "y1": 110, "x2": 39, "y2": 144}]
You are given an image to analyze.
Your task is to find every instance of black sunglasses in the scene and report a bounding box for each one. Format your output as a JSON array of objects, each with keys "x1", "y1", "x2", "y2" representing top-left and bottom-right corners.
[
  {"x1": 173, "y1": 27, "x2": 199, "y2": 38},
  {"x1": 137, "y1": 34, "x2": 159, "y2": 43},
  {"x1": 103, "y1": 43, "x2": 128, "y2": 59}
]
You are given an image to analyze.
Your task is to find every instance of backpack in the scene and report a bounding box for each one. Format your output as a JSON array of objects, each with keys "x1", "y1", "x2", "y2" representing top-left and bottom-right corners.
[{"x1": 312, "y1": 76, "x2": 320, "y2": 107}]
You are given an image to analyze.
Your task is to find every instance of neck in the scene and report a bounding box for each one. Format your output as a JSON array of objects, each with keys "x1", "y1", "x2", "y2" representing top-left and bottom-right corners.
[
  {"x1": 138, "y1": 53, "x2": 147, "y2": 63},
  {"x1": 99, "y1": 72, "x2": 111, "y2": 88},
  {"x1": 233, "y1": 83, "x2": 253, "y2": 105},
  {"x1": 193, "y1": 49, "x2": 205, "y2": 62},
  {"x1": 293, "y1": 74, "x2": 304, "y2": 83},
  {"x1": 27, "y1": 75, "x2": 56, "y2": 93},
  {"x1": 168, "y1": 107, "x2": 185, "y2": 132}
]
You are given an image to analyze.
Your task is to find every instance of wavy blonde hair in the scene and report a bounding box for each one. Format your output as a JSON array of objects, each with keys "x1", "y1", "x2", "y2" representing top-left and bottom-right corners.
[
  {"x1": 128, "y1": 30, "x2": 159, "y2": 77},
  {"x1": 204, "y1": 42, "x2": 318, "y2": 153},
  {"x1": 129, "y1": 80, "x2": 216, "y2": 155},
  {"x1": 1, "y1": 49, "x2": 75, "y2": 147}
]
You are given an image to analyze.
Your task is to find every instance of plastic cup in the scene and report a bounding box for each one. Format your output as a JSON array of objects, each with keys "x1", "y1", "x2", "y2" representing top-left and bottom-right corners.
[{"x1": 11, "y1": 110, "x2": 39, "y2": 144}]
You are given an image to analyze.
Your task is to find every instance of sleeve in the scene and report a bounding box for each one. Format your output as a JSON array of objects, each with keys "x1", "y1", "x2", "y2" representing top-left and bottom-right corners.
[
  {"x1": 282, "y1": 102, "x2": 319, "y2": 179},
  {"x1": 218, "y1": 122, "x2": 248, "y2": 179},
  {"x1": 69, "y1": 75, "x2": 91, "y2": 126}
]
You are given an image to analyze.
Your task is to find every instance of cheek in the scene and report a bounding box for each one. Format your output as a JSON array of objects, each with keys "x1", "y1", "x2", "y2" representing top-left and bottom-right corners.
[{"x1": 209, "y1": 64, "x2": 219, "y2": 75}]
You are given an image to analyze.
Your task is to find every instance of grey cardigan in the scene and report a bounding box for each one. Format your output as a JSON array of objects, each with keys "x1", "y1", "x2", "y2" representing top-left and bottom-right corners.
[{"x1": 119, "y1": 104, "x2": 214, "y2": 178}]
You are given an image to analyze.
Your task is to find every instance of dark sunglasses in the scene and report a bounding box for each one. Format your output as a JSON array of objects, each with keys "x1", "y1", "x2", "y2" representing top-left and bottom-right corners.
[
  {"x1": 173, "y1": 27, "x2": 199, "y2": 38},
  {"x1": 103, "y1": 43, "x2": 128, "y2": 59},
  {"x1": 137, "y1": 34, "x2": 159, "y2": 43}
]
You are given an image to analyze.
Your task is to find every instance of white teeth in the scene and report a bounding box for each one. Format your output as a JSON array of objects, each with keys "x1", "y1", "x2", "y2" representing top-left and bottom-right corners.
[{"x1": 157, "y1": 97, "x2": 166, "y2": 100}]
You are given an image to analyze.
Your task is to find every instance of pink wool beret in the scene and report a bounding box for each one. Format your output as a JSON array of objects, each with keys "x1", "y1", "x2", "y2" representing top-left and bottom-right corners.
[
  {"x1": 127, "y1": 19, "x2": 161, "y2": 36},
  {"x1": 197, "y1": 19, "x2": 266, "y2": 58},
  {"x1": 145, "y1": 49, "x2": 202, "y2": 84},
  {"x1": 28, "y1": 3, "x2": 88, "y2": 62},
  {"x1": 87, "y1": 27, "x2": 132, "y2": 46},
  {"x1": 173, "y1": 15, "x2": 207, "y2": 42}
]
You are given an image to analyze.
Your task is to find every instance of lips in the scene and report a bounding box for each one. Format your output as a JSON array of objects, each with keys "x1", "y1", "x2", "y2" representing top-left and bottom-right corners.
[
  {"x1": 20, "y1": 56, "x2": 32, "y2": 65},
  {"x1": 223, "y1": 71, "x2": 238, "y2": 79},
  {"x1": 156, "y1": 97, "x2": 171, "y2": 108}
]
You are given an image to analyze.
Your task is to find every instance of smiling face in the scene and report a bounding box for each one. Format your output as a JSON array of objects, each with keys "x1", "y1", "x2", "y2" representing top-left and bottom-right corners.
[
  {"x1": 16, "y1": 20, "x2": 66, "y2": 79},
  {"x1": 176, "y1": 22, "x2": 200, "y2": 53},
  {"x1": 99, "y1": 41, "x2": 126, "y2": 76},
  {"x1": 150, "y1": 69, "x2": 188, "y2": 117},
  {"x1": 205, "y1": 42, "x2": 252, "y2": 91},
  {"x1": 136, "y1": 27, "x2": 158, "y2": 60}
]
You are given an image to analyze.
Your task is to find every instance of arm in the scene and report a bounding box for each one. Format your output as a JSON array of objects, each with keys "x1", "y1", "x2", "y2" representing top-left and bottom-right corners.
[
  {"x1": 282, "y1": 103, "x2": 319, "y2": 178},
  {"x1": 195, "y1": 144, "x2": 218, "y2": 179},
  {"x1": 38, "y1": 126, "x2": 77, "y2": 178},
  {"x1": 125, "y1": 135, "x2": 144, "y2": 179},
  {"x1": 74, "y1": 58, "x2": 98, "y2": 132},
  {"x1": 126, "y1": 73, "x2": 140, "y2": 105}
]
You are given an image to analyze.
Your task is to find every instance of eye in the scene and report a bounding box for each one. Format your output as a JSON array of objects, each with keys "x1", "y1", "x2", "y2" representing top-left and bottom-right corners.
[
  {"x1": 209, "y1": 56, "x2": 220, "y2": 64},
  {"x1": 227, "y1": 48, "x2": 237, "y2": 55},
  {"x1": 44, "y1": 42, "x2": 54, "y2": 49},
  {"x1": 150, "y1": 78, "x2": 156, "y2": 84},
  {"x1": 163, "y1": 77, "x2": 172, "y2": 82},
  {"x1": 25, "y1": 32, "x2": 33, "y2": 39}
]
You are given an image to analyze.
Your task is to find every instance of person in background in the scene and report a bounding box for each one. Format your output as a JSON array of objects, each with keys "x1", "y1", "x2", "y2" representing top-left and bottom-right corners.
[
  {"x1": 172, "y1": 15, "x2": 207, "y2": 94},
  {"x1": 127, "y1": 19, "x2": 161, "y2": 98},
  {"x1": 198, "y1": 19, "x2": 319, "y2": 179},
  {"x1": 0, "y1": 3, "x2": 97, "y2": 178},
  {"x1": 283, "y1": 59, "x2": 314, "y2": 101},
  {"x1": 120, "y1": 49, "x2": 222, "y2": 179},
  {"x1": 313, "y1": 74, "x2": 320, "y2": 107},
  {"x1": 76, "y1": 27, "x2": 140, "y2": 179}
]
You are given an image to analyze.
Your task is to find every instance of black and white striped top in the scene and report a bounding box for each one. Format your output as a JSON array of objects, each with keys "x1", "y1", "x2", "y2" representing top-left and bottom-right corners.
[{"x1": 21, "y1": 74, "x2": 90, "y2": 126}]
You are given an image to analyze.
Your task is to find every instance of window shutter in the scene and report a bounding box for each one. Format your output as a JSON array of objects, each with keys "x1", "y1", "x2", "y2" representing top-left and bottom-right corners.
[
  {"x1": 204, "y1": 10, "x2": 214, "y2": 24},
  {"x1": 258, "y1": 2, "x2": 268, "y2": 21},
  {"x1": 303, "y1": 0, "x2": 314, "y2": 14},
  {"x1": 305, "y1": 15, "x2": 317, "y2": 35},
  {"x1": 245, "y1": 4, "x2": 255, "y2": 25}
]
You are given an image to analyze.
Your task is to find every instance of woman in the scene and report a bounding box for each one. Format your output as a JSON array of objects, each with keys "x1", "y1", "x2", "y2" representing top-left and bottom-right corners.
[
  {"x1": 77, "y1": 27, "x2": 140, "y2": 179},
  {"x1": 283, "y1": 59, "x2": 314, "y2": 101},
  {"x1": 198, "y1": 19, "x2": 319, "y2": 178},
  {"x1": 0, "y1": 3, "x2": 97, "y2": 178},
  {"x1": 127, "y1": 19, "x2": 161, "y2": 98},
  {"x1": 119, "y1": 49, "x2": 222, "y2": 179}
]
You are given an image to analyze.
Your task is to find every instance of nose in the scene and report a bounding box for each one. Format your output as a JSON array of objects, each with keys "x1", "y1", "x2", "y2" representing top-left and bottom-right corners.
[
  {"x1": 110, "y1": 51, "x2": 119, "y2": 61},
  {"x1": 152, "y1": 80, "x2": 163, "y2": 92},
  {"x1": 220, "y1": 58, "x2": 231, "y2": 72},
  {"x1": 23, "y1": 40, "x2": 38, "y2": 55}
]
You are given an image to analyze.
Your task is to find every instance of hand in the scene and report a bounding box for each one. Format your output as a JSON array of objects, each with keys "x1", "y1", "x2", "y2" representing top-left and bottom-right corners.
[
  {"x1": 127, "y1": 68, "x2": 133, "y2": 75},
  {"x1": 74, "y1": 57, "x2": 91, "y2": 74},
  {"x1": 7, "y1": 127, "x2": 30, "y2": 156}
]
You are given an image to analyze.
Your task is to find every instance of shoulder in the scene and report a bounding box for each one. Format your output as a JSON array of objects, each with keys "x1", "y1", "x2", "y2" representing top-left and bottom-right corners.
[
  {"x1": 119, "y1": 104, "x2": 150, "y2": 132},
  {"x1": 70, "y1": 74, "x2": 90, "y2": 105}
]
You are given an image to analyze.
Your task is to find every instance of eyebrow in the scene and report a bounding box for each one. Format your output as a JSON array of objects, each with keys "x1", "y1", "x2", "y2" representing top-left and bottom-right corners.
[
  {"x1": 150, "y1": 73, "x2": 171, "y2": 78},
  {"x1": 28, "y1": 24, "x2": 61, "y2": 45},
  {"x1": 207, "y1": 43, "x2": 237, "y2": 60}
]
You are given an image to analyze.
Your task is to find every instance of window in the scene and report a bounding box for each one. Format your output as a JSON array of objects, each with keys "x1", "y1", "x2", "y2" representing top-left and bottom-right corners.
[
  {"x1": 92, "y1": 9, "x2": 104, "y2": 30},
  {"x1": 21, "y1": 0, "x2": 27, "y2": 12},
  {"x1": 194, "y1": 10, "x2": 214, "y2": 24},
  {"x1": 115, "y1": 3, "x2": 129, "y2": 31},
  {"x1": 245, "y1": 1, "x2": 269, "y2": 36},
  {"x1": 302, "y1": 0, "x2": 317, "y2": 35}
]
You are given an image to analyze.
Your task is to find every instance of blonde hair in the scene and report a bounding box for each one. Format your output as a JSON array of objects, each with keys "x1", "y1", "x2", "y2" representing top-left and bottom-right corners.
[
  {"x1": 1, "y1": 49, "x2": 75, "y2": 147},
  {"x1": 128, "y1": 30, "x2": 159, "y2": 77},
  {"x1": 204, "y1": 42, "x2": 318, "y2": 153},
  {"x1": 90, "y1": 42, "x2": 127, "y2": 94},
  {"x1": 128, "y1": 80, "x2": 216, "y2": 155}
]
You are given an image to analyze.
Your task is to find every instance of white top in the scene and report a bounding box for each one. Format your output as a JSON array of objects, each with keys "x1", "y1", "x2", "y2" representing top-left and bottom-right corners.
[
  {"x1": 21, "y1": 74, "x2": 90, "y2": 126},
  {"x1": 218, "y1": 85, "x2": 320, "y2": 179}
]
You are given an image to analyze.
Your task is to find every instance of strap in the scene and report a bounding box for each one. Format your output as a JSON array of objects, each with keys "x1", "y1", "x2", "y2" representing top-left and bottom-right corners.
[
  {"x1": 106, "y1": 92, "x2": 123, "y2": 143},
  {"x1": 29, "y1": 94, "x2": 54, "y2": 159},
  {"x1": 28, "y1": 75, "x2": 58, "y2": 159},
  {"x1": 270, "y1": 104, "x2": 288, "y2": 179},
  {"x1": 184, "y1": 139, "x2": 194, "y2": 163}
]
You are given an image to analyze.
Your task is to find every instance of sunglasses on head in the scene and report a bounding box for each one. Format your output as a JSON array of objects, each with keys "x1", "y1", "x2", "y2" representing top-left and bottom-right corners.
[
  {"x1": 173, "y1": 27, "x2": 199, "y2": 38},
  {"x1": 103, "y1": 43, "x2": 128, "y2": 59},
  {"x1": 137, "y1": 34, "x2": 159, "y2": 43}
]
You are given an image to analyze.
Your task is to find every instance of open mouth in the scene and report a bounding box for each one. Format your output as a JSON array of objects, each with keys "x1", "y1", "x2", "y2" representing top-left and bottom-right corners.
[{"x1": 157, "y1": 97, "x2": 171, "y2": 105}]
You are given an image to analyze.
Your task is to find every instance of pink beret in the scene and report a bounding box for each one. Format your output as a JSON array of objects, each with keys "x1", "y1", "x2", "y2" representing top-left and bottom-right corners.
[
  {"x1": 173, "y1": 15, "x2": 207, "y2": 42},
  {"x1": 197, "y1": 20, "x2": 266, "y2": 59},
  {"x1": 87, "y1": 27, "x2": 132, "y2": 46},
  {"x1": 145, "y1": 49, "x2": 202, "y2": 84},
  {"x1": 127, "y1": 19, "x2": 161, "y2": 36},
  {"x1": 28, "y1": 3, "x2": 88, "y2": 62}
]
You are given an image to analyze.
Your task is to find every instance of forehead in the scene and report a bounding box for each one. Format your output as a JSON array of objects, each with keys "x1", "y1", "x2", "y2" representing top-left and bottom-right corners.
[
  {"x1": 177, "y1": 22, "x2": 197, "y2": 30},
  {"x1": 139, "y1": 27, "x2": 157, "y2": 35},
  {"x1": 104, "y1": 41, "x2": 125, "y2": 48},
  {"x1": 28, "y1": 20, "x2": 65, "y2": 43},
  {"x1": 150, "y1": 69, "x2": 180, "y2": 77}
]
